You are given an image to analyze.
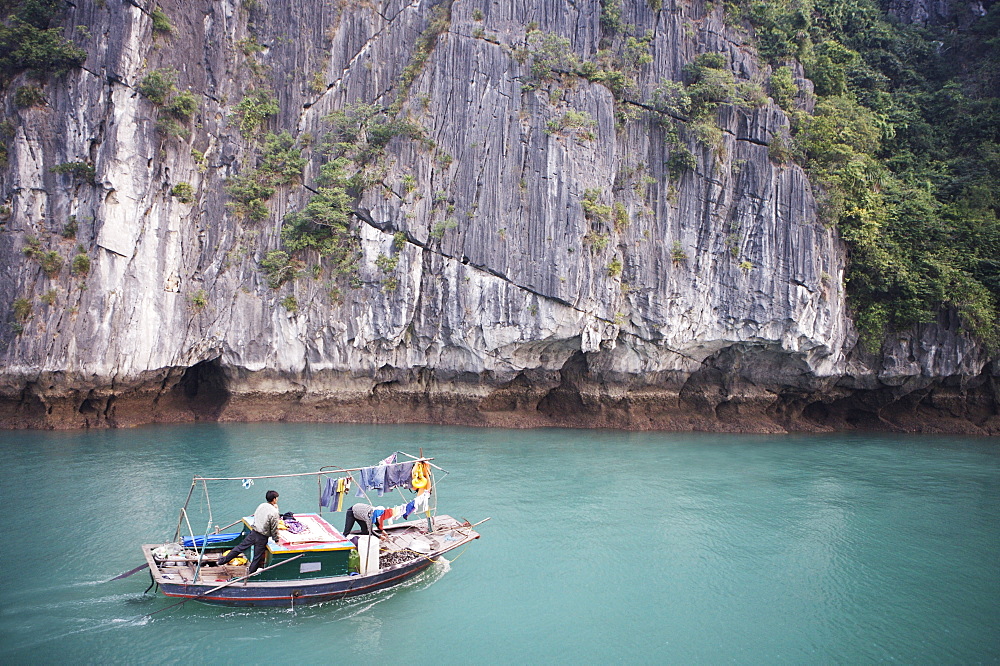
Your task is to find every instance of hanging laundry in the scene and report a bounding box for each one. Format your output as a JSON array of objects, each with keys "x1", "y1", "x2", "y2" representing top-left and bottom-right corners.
[
  {"x1": 355, "y1": 465, "x2": 387, "y2": 497},
  {"x1": 334, "y1": 477, "x2": 351, "y2": 512},
  {"x1": 384, "y1": 461, "x2": 415, "y2": 493},
  {"x1": 372, "y1": 506, "x2": 390, "y2": 528},
  {"x1": 321, "y1": 477, "x2": 336, "y2": 510},
  {"x1": 377, "y1": 507, "x2": 394, "y2": 530},
  {"x1": 379, "y1": 452, "x2": 398, "y2": 466},
  {"x1": 403, "y1": 499, "x2": 416, "y2": 519},
  {"x1": 412, "y1": 492, "x2": 430, "y2": 514},
  {"x1": 384, "y1": 503, "x2": 407, "y2": 525}
]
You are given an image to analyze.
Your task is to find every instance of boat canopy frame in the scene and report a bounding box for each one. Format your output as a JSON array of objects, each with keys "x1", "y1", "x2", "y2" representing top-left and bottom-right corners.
[{"x1": 171, "y1": 450, "x2": 448, "y2": 568}]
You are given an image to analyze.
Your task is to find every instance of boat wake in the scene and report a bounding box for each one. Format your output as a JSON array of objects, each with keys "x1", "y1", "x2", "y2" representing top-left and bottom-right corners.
[
  {"x1": 1, "y1": 613, "x2": 150, "y2": 655},
  {"x1": 1, "y1": 577, "x2": 121, "y2": 605},
  {"x1": 2, "y1": 590, "x2": 156, "y2": 615},
  {"x1": 327, "y1": 557, "x2": 453, "y2": 620}
]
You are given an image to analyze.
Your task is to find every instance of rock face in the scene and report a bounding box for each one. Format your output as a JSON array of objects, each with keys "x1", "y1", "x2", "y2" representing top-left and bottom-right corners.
[
  {"x1": 1, "y1": 0, "x2": 996, "y2": 433},
  {"x1": 884, "y1": 0, "x2": 994, "y2": 27}
]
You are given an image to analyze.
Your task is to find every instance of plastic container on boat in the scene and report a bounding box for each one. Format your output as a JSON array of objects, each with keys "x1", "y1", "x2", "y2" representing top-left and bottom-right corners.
[
  {"x1": 357, "y1": 535, "x2": 380, "y2": 576},
  {"x1": 348, "y1": 548, "x2": 360, "y2": 573}
]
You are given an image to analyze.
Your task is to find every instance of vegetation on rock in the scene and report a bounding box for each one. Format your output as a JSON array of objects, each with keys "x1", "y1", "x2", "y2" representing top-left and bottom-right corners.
[
  {"x1": 138, "y1": 69, "x2": 199, "y2": 137},
  {"x1": 13, "y1": 84, "x2": 44, "y2": 107},
  {"x1": 260, "y1": 104, "x2": 423, "y2": 287},
  {"x1": 170, "y1": 182, "x2": 195, "y2": 204},
  {"x1": 71, "y1": 252, "x2": 89, "y2": 277},
  {"x1": 50, "y1": 161, "x2": 95, "y2": 184},
  {"x1": 731, "y1": 0, "x2": 1000, "y2": 346},
  {"x1": 234, "y1": 89, "x2": 279, "y2": 137},
  {"x1": 0, "y1": 1, "x2": 87, "y2": 81},
  {"x1": 226, "y1": 131, "x2": 306, "y2": 222}
]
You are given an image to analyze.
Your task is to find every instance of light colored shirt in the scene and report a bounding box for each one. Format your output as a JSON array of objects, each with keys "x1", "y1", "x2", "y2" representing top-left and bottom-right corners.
[
  {"x1": 253, "y1": 501, "x2": 281, "y2": 541},
  {"x1": 351, "y1": 503, "x2": 375, "y2": 526}
]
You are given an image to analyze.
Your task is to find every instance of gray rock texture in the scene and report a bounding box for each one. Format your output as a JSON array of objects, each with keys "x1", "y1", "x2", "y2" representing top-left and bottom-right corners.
[
  {"x1": 1, "y1": 0, "x2": 996, "y2": 432},
  {"x1": 884, "y1": 0, "x2": 994, "y2": 27}
]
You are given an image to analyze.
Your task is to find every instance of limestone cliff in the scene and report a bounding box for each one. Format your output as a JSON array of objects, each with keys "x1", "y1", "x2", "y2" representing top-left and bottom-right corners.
[{"x1": 1, "y1": 0, "x2": 996, "y2": 432}]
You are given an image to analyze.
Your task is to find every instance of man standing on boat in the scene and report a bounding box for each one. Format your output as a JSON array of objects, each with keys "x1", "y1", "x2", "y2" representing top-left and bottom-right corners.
[{"x1": 216, "y1": 490, "x2": 285, "y2": 574}]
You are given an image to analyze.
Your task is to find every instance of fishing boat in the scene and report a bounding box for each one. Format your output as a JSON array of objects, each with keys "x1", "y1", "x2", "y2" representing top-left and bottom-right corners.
[{"x1": 137, "y1": 452, "x2": 484, "y2": 608}]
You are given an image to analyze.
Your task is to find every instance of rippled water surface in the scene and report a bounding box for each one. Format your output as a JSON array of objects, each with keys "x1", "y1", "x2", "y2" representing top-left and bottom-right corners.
[{"x1": 1, "y1": 424, "x2": 998, "y2": 663}]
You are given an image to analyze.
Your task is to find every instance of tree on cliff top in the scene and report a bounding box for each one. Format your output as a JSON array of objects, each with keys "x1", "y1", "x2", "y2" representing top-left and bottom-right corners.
[
  {"x1": 0, "y1": 0, "x2": 86, "y2": 80},
  {"x1": 734, "y1": 0, "x2": 1000, "y2": 348}
]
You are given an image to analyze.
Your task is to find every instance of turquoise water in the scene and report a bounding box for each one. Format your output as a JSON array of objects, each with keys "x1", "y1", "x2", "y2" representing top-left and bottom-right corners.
[{"x1": 0, "y1": 424, "x2": 998, "y2": 664}]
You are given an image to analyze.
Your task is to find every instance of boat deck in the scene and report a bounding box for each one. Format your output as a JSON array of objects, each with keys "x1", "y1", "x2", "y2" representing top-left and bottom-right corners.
[
  {"x1": 149, "y1": 554, "x2": 249, "y2": 585},
  {"x1": 145, "y1": 514, "x2": 480, "y2": 586}
]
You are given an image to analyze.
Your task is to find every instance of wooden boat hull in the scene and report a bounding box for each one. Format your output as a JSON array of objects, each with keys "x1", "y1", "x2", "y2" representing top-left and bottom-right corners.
[
  {"x1": 142, "y1": 521, "x2": 479, "y2": 608},
  {"x1": 157, "y1": 555, "x2": 436, "y2": 607}
]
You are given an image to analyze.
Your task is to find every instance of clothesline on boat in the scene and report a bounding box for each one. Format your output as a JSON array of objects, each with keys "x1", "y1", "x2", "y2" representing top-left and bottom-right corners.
[
  {"x1": 318, "y1": 453, "x2": 439, "y2": 515},
  {"x1": 191, "y1": 450, "x2": 446, "y2": 482},
  {"x1": 176, "y1": 452, "x2": 442, "y2": 547}
]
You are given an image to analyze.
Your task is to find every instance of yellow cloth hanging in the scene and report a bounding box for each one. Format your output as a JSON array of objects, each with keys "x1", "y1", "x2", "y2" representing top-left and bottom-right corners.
[{"x1": 334, "y1": 477, "x2": 346, "y2": 512}]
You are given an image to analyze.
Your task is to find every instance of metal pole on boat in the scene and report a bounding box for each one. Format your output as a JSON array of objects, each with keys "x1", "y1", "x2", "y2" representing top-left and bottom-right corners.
[
  {"x1": 172, "y1": 481, "x2": 197, "y2": 542},
  {"x1": 192, "y1": 480, "x2": 214, "y2": 581},
  {"x1": 212, "y1": 519, "x2": 244, "y2": 534},
  {"x1": 417, "y1": 448, "x2": 434, "y2": 532}
]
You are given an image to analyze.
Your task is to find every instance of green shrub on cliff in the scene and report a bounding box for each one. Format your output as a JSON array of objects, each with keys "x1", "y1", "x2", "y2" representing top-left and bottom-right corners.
[
  {"x1": 50, "y1": 161, "x2": 95, "y2": 184},
  {"x1": 523, "y1": 30, "x2": 578, "y2": 82},
  {"x1": 322, "y1": 103, "x2": 422, "y2": 166},
  {"x1": 260, "y1": 251, "x2": 300, "y2": 288},
  {"x1": 666, "y1": 147, "x2": 696, "y2": 179},
  {"x1": 150, "y1": 8, "x2": 175, "y2": 37},
  {"x1": 225, "y1": 132, "x2": 307, "y2": 223},
  {"x1": 189, "y1": 289, "x2": 207, "y2": 310},
  {"x1": 262, "y1": 104, "x2": 425, "y2": 290},
  {"x1": 683, "y1": 52, "x2": 735, "y2": 117},
  {"x1": 138, "y1": 69, "x2": 176, "y2": 105},
  {"x1": 281, "y1": 158, "x2": 357, "y2": 271},
  {"x1": 12, "y1": 297, "x2": 31, "y2": 322},
  {"x1": 234, "y1": 89, "x2": 279, "y2": 137},
  {"x1": 71, "y1": 252, "x2": 90, "y2": 276},
  {"x1": 225, "y1": 175, "x2": 274, "y2": 222},
  {"x1": 394, "y1": 3, "x2": 451, "y2": 111},
  {"x1": 138, "y1": 67, "x2": 199, "y2": 137},
  {"x1": 546, "y1": 109, "x2": 596, "y2": 136},
  {"x1": 0, "y1": 1, "x2": 87, "y2": 80},
  {"x1": 730, "y1": 0, "x2": 1000, "y2": 346},
  {"x1": 258, "y1": 131, "x2": 307, "y2": 185},
  {"x1": 170, "y1": 181, "x2": 195, "y2": 203},
  {"x1": 39, "y1": 250, "x2": 62, "y2": 277},
  {"x1": 769, "y1": 66, "x2": 797, "y2": 111},
  {"x1": 163, "y1": 90, "x2": 198, "y2": 121},
  {"x1": 14, "y1": 84, "x2": 44, "y2": 107}
]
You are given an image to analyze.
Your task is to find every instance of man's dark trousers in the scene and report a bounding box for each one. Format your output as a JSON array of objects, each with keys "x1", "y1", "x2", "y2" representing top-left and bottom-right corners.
[{"x1": 217, "y1": 530, "x2": 269, "y2": 573}]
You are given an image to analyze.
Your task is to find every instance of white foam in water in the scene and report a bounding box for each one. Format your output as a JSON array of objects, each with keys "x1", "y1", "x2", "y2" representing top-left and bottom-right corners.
[{"x1": 10, "y1": 614, "x2": 150, "y2": 653}]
